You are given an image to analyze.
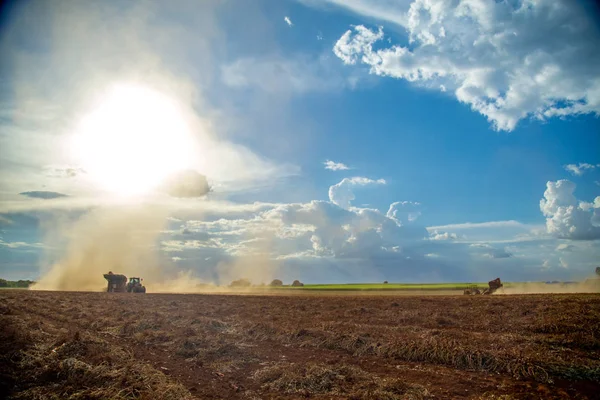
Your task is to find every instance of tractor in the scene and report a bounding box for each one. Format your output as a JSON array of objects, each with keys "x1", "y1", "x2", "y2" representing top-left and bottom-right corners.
[
  {"x1": 464, "y1": 278, "x2": 503, "y2": 295},
  {"x1": 103, "y1": 272, "x2": 146, "y2": 293},
  {"x1": 126, "y1": 277, "x2": 146, "y2": 293}
]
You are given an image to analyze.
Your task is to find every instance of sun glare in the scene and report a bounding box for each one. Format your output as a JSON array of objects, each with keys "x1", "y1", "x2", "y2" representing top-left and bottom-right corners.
[{"x1": 71, "y1": 84, "x2": 195, "y2": 196}]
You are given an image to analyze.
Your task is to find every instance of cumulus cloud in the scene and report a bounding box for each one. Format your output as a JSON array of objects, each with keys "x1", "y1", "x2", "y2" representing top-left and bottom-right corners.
[
  {"x1": 332, "y1": 1, "x2": 600, "y2": 131},
  {"x1": 172, "y1": 195, "x2": 427, "y2": 267},
  {"x1": 540, "y1": 180, "x2": 600, "y2": 240},
  {"x1": 324, "y1": 160, "x2": 350, "y2": 171},
  {"x1": 563, "y1": 163, "x2": 599, "y2": 176},
  {"x1": 284, "y1": 16, "x2": 293, "y2": 27},
  {"x1": 19, "y1": 191, "x2": 68, "y2": 200},
  {"x1": 328, "y1": 177, "x2": 386, "y2": 208},
  {"x1": 387, "y1": 201, "x2": 421, "y2": 224},
  {"x1": 5, "y1": 191, "x2": 599, "y2": 284}
]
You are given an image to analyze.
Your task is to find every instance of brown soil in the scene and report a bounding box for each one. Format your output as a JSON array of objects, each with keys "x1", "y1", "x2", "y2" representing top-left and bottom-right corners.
[{"x1": 1, "y1": 290, "x2": 599, "y2": 399}]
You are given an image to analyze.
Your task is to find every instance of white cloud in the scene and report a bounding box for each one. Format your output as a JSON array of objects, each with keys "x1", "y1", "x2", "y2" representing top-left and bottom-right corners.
[
  {"x1": 302, "y1": 0, "x2": 410, "y2": 28},
  {"x1": 5, "y1": 191, "x2": 600, "y2": 283},
  {"x1": 166, "y1": 194, "x2": 427, "y2": 270},
  {"x1": 429, "y1": 230, "x2": 458, "y2": 241},
  {"x1": 541, "y1": 259, "x2": 551, "y2": 270},
  {"x1": 556, "y1": 243, "x2": 575, "y2": 252},
  {"x1": 328, "y1": 177, "x2": 386, "y2": 208},
  {"x1": 559, "y1": 257, "x2": 569, "y2": 269},
  {"x1": 332, "y1": 1, "x2": 600, "y2": 131},
  {"x1": 540, "y1": 180, "x2": 600, "y2": 240},
  {"x1": 0, "y1": 239, "x2": 45, "y2": 249},
  {"x1": 324, "y1": 160, "x2": 350, "y2": 171},
  {"x1": 428, "y1": 220, "x2": 524, "y2": 230},
  {"x1": 563, "y1": 163, "x2": 598, "y2": 176},
  {"x1": 387, "y1": 201, "x2": 421, "y2": 224},
  {"x1": 427, "y1": 219, "x2": 547, "y2": 245},
  {"x1": 284, "y1": 16, "x2": 293, "y2": 27}
]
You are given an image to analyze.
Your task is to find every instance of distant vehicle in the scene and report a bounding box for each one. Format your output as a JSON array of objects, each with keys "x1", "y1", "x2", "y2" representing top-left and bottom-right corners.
[
  {"x1": 103, "y1": 271, "x2": 146, "y2": 293},
  {"x1": 464, "y1": 278, "x2": 503, "y2": 295}
]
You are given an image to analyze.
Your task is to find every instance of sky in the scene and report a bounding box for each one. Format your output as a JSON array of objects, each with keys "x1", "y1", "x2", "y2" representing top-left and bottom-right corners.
[{"x1": 0, "y1": 0, "x2": 599, "y2": 285}]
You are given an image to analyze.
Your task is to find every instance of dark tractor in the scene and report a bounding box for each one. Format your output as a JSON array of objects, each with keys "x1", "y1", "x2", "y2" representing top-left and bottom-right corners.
[
  {"x1": 464, "y1": 278, "x2": 503, "y2": 295},
  {"x1": 126, "y1": 277, "x2": 146, "y2": 293}
]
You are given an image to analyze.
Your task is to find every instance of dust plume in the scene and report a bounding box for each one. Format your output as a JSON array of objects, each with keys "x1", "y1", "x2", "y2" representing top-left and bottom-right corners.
[
  {"x1": 149, "y1": 270, "x2": 220, "y2": 293},
  {"x1": 29, "y1": 198, "x2": 285, "y2": 293},
  {"x1": 216, "y1": 237, "x2": 282, "y2": 287},
  {"x1": 497, "y1": 280, "x2": 600, "y2": 295},
  {"x1": 31, "y1": 205, "x2": 171, "y2": 291}
]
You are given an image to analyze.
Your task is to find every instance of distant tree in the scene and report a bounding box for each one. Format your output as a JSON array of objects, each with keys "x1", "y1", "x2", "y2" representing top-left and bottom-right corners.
[
  {"x1": 0, "y1": 279, "x2": 7, "y2": 287},
  {"x1": 269, "y1": 279, "x2": 283, "y2": 287},
  {"x1": 230, "y1": 278, "x2": 251, "y2": 287},
  {"x1": 383, "y1": 281, "x2": 388, "y2": 284},
  {"x1": 291, "y1": 280, "x2": 304, "y2": 287}
]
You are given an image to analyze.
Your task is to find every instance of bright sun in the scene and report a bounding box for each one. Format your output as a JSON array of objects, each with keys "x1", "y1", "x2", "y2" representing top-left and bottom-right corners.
[{"x1": 71, "y1": 84, "x2": 195, "y2": 196}]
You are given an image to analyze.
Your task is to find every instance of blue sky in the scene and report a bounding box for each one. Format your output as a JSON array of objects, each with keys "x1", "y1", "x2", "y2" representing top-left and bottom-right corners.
[{"x1": 1, "y1": 0, "x2": 599, "y2": 288}]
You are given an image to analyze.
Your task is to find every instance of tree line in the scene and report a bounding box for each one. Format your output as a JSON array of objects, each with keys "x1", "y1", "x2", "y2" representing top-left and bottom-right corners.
[{"x1": 0, "y1": 279, "x2": 35, "y2": 288}]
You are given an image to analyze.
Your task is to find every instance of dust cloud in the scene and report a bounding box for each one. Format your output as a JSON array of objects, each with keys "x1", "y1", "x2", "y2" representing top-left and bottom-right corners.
[
  {"x1": 32, "y1": 205, "x2": 169, "y2": 291},
  {"x1": 30, "y1": 201, "x2": 283, "y2": 293},
  {"x1": 496, "y1": 280, "x2": 600, "y2": 295}
]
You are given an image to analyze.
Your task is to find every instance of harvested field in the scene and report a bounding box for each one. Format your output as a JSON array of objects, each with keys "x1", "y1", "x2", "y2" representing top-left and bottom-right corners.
[{"x1": 1, "y1": 290, "x2": 599, "y2": 399}]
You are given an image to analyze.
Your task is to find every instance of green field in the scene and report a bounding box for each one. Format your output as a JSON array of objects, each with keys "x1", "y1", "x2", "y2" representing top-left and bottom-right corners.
[{"x1": 270, "y1": 282, "x2": 517, "y2": 290}]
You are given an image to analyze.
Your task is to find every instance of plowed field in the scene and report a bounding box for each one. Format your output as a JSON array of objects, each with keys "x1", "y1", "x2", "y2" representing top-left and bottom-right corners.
[{"x1": 1, "y1": 291, "x2": 599, "y2": 399}]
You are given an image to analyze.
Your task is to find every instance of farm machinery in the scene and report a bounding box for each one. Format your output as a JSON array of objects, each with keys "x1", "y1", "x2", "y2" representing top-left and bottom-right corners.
[
  {"x1": 103, "y1": 272, "x2": 146, "y2": 293},
  {"x1": 464, "y1": 278, "x2": 503, "y2": 295}
]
